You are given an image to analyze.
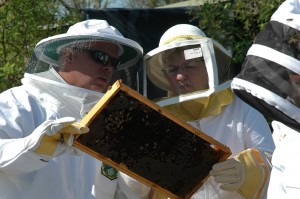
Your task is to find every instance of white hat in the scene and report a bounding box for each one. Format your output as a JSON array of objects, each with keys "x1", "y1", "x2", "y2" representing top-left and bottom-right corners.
[
  {"x1": 144, "y1": 24, "x2": 231, "y2": 91},
  {"x1": 35, "y1": 19, "x2": 143, "y2": 67},
  {"x1": 159, "y1": 24, "x2": 207, "y2": 46}
]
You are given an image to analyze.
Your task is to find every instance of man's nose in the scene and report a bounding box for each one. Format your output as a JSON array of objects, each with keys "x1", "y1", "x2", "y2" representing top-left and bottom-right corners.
[
  {"x1": 176, "y1": 72, "x2": 187, "y2": 80},
  {"x1": 101, "y1": 64, "x2": 114, "y2": 72}
]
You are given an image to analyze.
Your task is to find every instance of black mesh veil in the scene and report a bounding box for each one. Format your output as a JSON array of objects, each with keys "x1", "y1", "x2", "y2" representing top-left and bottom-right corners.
[{"x1": 232, "y1": 0, "x2": 300, "y2": 131}]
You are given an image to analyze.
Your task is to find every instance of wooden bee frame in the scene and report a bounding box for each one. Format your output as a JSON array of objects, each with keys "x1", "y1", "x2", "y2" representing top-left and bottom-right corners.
[{"x1": 74, "y1": 80, "x2": 231, "y2": 199}]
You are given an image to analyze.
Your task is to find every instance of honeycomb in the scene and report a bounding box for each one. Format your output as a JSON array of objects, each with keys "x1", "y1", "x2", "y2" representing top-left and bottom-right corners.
[{"x1": 75, "y1": 81, "x2": 231, "y2": 198}]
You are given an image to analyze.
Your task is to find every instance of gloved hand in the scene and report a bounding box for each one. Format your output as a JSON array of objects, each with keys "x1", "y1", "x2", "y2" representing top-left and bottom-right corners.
[
  {"x1": 209, "y1": 148, "x2": 272, "y2": 199},
  {"x1": 26, "y1": 117, "x2": 89, "y2": 158}
]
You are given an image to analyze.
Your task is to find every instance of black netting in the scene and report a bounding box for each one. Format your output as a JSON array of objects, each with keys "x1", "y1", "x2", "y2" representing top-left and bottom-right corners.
[
  {"x1": 255, "y1": 21, "x2": 300, "y2": 61},
  {"x1": 236, "y1": 55, "x2": 294, "y2": 102},
  {"x1": 233, "y1": 18, "x2": 300, "y2": 131}
]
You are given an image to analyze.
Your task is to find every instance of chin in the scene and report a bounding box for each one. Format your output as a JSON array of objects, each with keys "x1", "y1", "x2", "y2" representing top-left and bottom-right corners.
[
  {"x1": 177, "y1": 90, "x2": 190, "y2": 95},
  {"x1": 87, "y1": 86, "x2": 105, "y2": 93}
]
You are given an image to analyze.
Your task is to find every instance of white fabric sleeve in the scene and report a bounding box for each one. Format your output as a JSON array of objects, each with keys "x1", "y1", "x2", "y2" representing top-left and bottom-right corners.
[
  {"x1": 271, "y1": 121, "x2": 299, "y2": 147},
  {"x1": 241, "y1": 101, "x2": 275, "y2": 153},
  {"x1": 117, "y1": 172, "x2": 151, "y2": 199},
  {"x1": 0, "y1": 90, "x2": 50, "y2": 176},
  {"x1": 0, "y1": 138, "x2": 48, "y2": 176},
  {"x1": 268, "y1": 124, "x2": 300, "y2": 199}
]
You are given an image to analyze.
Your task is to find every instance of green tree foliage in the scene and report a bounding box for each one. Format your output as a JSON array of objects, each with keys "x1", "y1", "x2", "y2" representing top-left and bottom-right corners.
[
  {"x1": 190, "y1": 0, "x2": 285, "y2": 76},
  {"x1": 0, "y1": 0, "x2": 85, "y2": 91},
  {"x1": 0, "y1": 0, "x2": 287, "y2": 92},
  {"x1": 0, "y1": 62, "x2": 23, "y2": 91}
]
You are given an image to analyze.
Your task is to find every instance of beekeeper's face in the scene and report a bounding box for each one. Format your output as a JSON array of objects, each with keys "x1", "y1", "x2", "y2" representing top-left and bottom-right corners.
[
  {"x1": 59, "y1": 41, "x2": 120, "y2": 92},
  {"x1": 162, "y1": 48, "x2": 209, "y2": 95}
]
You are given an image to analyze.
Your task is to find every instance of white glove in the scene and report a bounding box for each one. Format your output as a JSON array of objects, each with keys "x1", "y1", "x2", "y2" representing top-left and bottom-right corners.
[
  {"x1": 210, "y1": 158, "x2": 245, "y2": 191},
  {"x1": 25, "y1": 117, "x2": 89, "y2": 158},
  {"x1": 210, "y1": 148, "x2": 272, "y2": 199}
]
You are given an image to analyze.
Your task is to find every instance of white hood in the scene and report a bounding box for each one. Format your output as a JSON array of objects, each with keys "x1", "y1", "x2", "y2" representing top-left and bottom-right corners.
[{"x1": 21, "y1": 69, "x2": 104, "y2": 120}]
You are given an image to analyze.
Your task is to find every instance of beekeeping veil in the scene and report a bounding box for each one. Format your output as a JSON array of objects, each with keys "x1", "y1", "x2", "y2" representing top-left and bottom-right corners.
[
  {"x1": 21, "y1": 19, "x2": 143, "y2": 118},
  {"x1": 231, "y1": 0, "x2": 300, "y2": 131},
  {"x1": 26, "y1": 19, "x2": 143, "y2": 90},
  {"x1": 144, "y1": 24, "x2": 233, "y2": 121}
]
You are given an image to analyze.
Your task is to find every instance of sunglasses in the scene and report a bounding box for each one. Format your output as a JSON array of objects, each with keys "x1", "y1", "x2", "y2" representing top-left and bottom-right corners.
[{"x1": 73, "y1": 48, "x2": 120, "y2": 69}]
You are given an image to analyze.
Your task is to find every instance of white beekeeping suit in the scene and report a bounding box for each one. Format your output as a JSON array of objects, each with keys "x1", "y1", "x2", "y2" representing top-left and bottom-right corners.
[
  {"x1": 144, "y1": 24, "x2": 275, "y2": 199},
  {"x1": 0, "y1": 19, "x2": 150, "y2": 199}
]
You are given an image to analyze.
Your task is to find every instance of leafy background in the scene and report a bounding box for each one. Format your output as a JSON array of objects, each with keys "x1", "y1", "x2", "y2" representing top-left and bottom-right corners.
[{"x1": 0, "y1": 0, "x2": 285, "y2": 92}]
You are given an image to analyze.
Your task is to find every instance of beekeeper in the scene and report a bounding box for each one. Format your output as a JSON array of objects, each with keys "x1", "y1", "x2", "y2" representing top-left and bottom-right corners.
[
  {"x1": 0, "y1": 19, "x2": 151, "y2": 199},
  {"x1": 231, "y1": 0, "x2": 300, "y2": 198},
  {"x1": 144, "y1": 24, "x2": 275, "y2": 199}
]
